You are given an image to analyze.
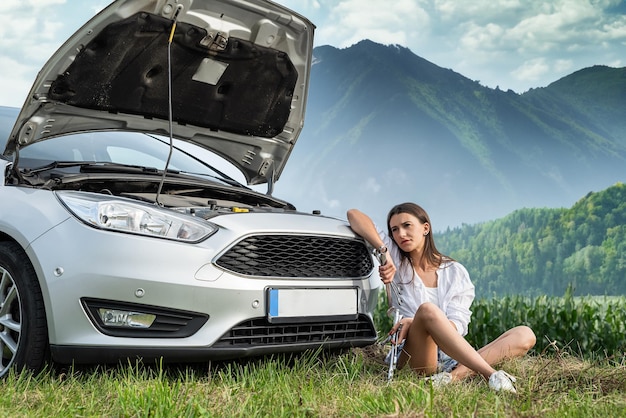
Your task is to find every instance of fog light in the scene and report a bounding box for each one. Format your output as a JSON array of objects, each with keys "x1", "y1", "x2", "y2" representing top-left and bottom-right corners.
[{"x1": 98, "y1": 309, "x2": 156, "y2": 328}]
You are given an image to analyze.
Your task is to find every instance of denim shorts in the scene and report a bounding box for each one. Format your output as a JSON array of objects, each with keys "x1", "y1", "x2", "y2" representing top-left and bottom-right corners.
[
  {"x1": 437, "y1": 351, "x2": 459, "y2": 373},
  {"x1": 385, "y1": 342, "x2": 459, "y2": 373}
]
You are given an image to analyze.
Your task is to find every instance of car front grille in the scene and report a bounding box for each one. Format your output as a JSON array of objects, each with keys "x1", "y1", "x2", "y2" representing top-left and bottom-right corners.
[
  {"x1": 213, "y1": 315, "x2": 377, "y2": 347},
  {"x1": 215, "y1": 235, "x2": 374, "y2": 278}
]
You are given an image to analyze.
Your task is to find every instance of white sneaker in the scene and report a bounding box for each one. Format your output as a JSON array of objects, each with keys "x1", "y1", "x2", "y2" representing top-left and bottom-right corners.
[
  {"x1": 488, "y1": 370, "x2": 517, "y2": 393},
  {"x1": 425, "y1": 371, "x2": 452, "y2": 387}
]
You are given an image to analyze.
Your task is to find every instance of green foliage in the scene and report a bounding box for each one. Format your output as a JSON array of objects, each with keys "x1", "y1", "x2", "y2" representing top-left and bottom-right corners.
[
  {"x1": 372, "y1": 290, "x2": 393, "y2": 337},
  {"x1": 526, "y1": 66, "x2": 626, "y2": 139},
  {"x1": 374, "y1": 292, "x2": 626, "y2": 359},
  {"x1": 467, "y1": 294, "x2": 626, "y2": 358},
  {"x1": 436, "y1": 182, "x2": 626, "y2": 297}
]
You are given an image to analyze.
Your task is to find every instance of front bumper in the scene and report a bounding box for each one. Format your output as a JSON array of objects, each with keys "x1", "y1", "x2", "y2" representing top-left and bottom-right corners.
[{"x1": 51, "y1": 314, "x2": 376, "y2": 364}]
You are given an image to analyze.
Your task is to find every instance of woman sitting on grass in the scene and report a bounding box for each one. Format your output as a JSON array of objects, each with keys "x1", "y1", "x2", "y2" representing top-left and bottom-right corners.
[{"x1": 347, "y1": 203, "x2": 536, "y2": 393}]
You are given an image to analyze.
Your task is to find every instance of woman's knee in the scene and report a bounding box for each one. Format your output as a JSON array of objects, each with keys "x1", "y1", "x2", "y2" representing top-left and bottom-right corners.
[
  {"x1": 414, "y1": 302, "x2": 443, "y2": 323},
  {"x1": 513, "y1": 325, "x2": 536, "y2": 351}
]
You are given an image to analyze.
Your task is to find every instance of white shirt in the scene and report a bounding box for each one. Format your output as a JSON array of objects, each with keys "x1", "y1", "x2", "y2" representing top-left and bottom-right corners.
[
  {"x1": 377, "y1": 225, "x2": 475, "y2": 336},
  {"x1": 424, "y1": 286, "x2": 439, "y2": 305}
]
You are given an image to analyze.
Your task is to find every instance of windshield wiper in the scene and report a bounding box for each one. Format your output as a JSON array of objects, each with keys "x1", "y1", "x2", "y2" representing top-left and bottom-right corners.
[
  {"x1": 27, "y1": 161, "x2": 97, "y2": 174},
  {"x1": 80, "y1": 162, "x2": 180, "y2": 174},
  {"x1": 27, "y1": 161, "x2": 183, "y2": 175},
  {"x1": 25, "y1": 161, "x2": 245, "y2": 188},
  {"x1": 79, "y1": 163, "x2": 243, "y2": 187}
]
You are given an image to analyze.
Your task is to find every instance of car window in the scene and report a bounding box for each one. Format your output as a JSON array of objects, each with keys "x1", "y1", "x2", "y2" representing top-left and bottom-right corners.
[
  {"x1": 14, "y1": 131, "x2": 245, "y2": 184},
  {"x1": 106, "y1": 146, "x2": 166, "y2": 168}
]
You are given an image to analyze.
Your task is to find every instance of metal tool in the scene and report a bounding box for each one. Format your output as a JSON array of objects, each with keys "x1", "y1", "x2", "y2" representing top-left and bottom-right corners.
[{"x1": 374, "y1": 246, "x2": 403, "y2": 382}]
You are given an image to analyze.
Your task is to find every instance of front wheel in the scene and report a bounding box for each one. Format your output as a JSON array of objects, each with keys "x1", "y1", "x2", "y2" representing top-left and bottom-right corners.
[{"x1": 0, "y1": 242, "x2": 48, "y2": 378}]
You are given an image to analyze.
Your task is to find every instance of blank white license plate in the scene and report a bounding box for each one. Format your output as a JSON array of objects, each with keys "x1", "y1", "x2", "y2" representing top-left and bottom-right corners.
[{"x1": 267, "y1": 288, "x2": 358, "y2": 323}]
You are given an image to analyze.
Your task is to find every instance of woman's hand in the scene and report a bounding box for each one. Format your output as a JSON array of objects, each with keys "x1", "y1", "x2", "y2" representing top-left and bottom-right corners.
[
  {"x1": 389, "y1": 317, "x2": 411, "y2": 345},
  {"x1": 378, "y1": 257, "x2": 396, "y2": 284}
]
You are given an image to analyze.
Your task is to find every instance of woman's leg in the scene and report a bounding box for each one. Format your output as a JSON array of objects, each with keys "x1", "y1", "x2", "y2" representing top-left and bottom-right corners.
[
  {"x1": 396, "y1": 312, "x2": 439, "y2": 374},
  {"x1": 450, "y1": 325, "x2": 537, "y2": 381},
  {"x1": 398, "y1": 303, "x2": 496, "y2": 379}
]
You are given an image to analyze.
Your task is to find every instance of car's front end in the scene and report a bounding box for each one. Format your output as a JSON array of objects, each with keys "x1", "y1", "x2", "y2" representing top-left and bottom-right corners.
[
  {"x1": 22, "y1": 190, "x2": 378, "y2": 364},
  {"x1": 0, "y1": 0, "x2": 380, "y2": 375},
  {"x1": 1, "y1": 150, "x2": 380, "y2": 367}
]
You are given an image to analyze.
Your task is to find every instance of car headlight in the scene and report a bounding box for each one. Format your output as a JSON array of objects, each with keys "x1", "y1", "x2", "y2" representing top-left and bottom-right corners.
[{"x1": 56, "y1": 191, "x2": 217, "y2": 242}]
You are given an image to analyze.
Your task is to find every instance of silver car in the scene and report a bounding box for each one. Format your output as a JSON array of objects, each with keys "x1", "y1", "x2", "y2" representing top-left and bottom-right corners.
[{"x1": 0, "y1": 0, "x2": 380, "y2": 377}]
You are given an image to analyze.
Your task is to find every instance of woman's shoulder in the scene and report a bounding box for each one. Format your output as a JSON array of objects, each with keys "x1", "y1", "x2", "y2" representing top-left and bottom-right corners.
[
  {"x1": 438, "y1": 260, "x2": 474, "y2": 293},
  {"x1": 438, "y1": 260, "x2": 470, "y2": 278}
]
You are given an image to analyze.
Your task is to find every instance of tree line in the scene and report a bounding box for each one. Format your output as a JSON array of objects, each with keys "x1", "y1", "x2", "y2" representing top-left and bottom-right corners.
[{"x1": 436, "y1": 182, "x2": 626, "y2": 297}]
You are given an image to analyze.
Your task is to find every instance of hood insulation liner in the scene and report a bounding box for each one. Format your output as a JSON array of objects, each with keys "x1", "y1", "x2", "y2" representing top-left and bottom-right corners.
[{"x1": 48, "y1": 12, "x2": 297, "y2": 138}]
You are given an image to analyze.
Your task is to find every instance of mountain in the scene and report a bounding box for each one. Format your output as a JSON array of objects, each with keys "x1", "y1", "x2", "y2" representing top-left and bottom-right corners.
[{"x1": 275, "y1": 40, "x2": 626, "y2": 229}]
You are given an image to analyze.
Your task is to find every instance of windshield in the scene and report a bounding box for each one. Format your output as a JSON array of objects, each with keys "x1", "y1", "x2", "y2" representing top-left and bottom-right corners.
[{"x1": 14, "y1": 131, "x2": 244, "y2": 184}]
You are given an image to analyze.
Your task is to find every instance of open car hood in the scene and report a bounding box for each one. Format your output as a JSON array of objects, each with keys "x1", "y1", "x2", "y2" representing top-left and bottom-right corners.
[{"x1": 5, "y1": 0, "x2": 314, "y2": 186}]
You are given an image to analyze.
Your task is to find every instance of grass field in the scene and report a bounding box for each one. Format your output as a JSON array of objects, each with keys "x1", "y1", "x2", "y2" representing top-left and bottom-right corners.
[
  {"x1": 1, "y1": 345, "x2": 624, "y2": 417},
  {"x1": 2, "y1": 294, "x2": 624, "y2": 416}
]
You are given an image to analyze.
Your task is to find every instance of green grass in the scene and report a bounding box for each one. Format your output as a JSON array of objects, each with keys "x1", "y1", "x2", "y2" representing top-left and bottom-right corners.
[{"x1": 1, "y1": 346, "x2": 624, "y2": 417}]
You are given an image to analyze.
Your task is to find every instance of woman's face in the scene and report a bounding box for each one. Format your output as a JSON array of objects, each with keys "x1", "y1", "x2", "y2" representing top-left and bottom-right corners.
[{"x1": 389, "y1": 212, "x2": 430, "y2": 254}]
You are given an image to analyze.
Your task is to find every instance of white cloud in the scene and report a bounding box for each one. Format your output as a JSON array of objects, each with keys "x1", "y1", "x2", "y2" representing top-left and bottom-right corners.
[
  {"x1": 553, "y1": 59, "x2": 574, "y2": 74},
  {"x1": 415, "y1": 0, "x2": 626, "y2": 91},
  {"x1": 511, "y1": 58, "x2": 551, "y2": 84},
  {"x1": 459, "y1": 22, "x2": 506, "y2": 52},
  {"x1": 383, "y1": 168, "x2": 410, "y2": 186},
  {"x1": 311, "y1": 179, "x2": 341, "y2": 210},
  {"x1": 0, "y1": 1, "x2": 99, "y2": 106},
  {"x1": 360, "y1": 177, "x2": 381, "y2": 194},
  {"x1": 434, "y1": 0, "x2": 525, "y2": 22},
  {"x1": 324, "y1": 197, "x2": 341, "y2": 209},
  {"x1": 315, "y1": 0, "x2": 429, "y2": 48},
  {"x1": 0, "y1": 0, "x2": 64, "y2": 13},
  {"x1": 0, "y1": 56, "x2": 34, "y2": 108}
]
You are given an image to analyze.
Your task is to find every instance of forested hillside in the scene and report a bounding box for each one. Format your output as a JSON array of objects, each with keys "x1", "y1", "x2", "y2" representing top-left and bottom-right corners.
[{"x1": 436, "y1": 183, "x2": 626, "y2": 297}]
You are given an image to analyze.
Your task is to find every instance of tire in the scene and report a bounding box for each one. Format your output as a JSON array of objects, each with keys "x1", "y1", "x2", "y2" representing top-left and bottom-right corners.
[{"x1": 0, "y1": 241, "x2": 49, "y2": 378}]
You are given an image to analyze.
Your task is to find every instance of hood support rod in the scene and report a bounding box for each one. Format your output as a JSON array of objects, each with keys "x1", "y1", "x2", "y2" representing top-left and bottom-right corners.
[{"x1": 155, "y1": 4, "x2": 184, "y2": 206}]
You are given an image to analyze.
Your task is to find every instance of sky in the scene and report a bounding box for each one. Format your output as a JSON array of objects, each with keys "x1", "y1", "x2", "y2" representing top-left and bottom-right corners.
[{"x1": 1, "y1": 0, "x2": 625, "y2": 108}]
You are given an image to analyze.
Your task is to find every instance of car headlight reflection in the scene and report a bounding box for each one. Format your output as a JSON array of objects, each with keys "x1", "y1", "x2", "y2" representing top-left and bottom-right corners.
[{"x1": 57, "y1": 191, "x2": 216, "y2": 242}]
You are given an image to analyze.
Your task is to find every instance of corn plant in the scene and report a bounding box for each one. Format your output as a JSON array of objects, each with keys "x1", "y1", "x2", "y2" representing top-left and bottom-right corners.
[{"x1": 374, "y1": 292, "x2": 626, "y2": 359}]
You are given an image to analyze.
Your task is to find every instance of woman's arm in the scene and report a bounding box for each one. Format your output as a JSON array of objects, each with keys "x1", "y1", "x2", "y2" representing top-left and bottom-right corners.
[
  {"x1": 346, "y1": 209, "x2": 386, "y2": 250},
  {"x1": 346, "y1": 208, "x2": 396, "y2": 284},
  {"x1": 441, "y1": 263, "x2": 475, "y2": 336}
]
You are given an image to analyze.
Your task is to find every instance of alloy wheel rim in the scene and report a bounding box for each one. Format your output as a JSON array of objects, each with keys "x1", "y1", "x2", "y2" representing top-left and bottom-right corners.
[{"x1": 0, "y1": 267, "x2": 21, "y2": 374}]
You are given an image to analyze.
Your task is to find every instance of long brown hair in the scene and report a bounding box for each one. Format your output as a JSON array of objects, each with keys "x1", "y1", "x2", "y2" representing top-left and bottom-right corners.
[{"x1": 386, "y1": 202, "x2": 452, "y2": 271}]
